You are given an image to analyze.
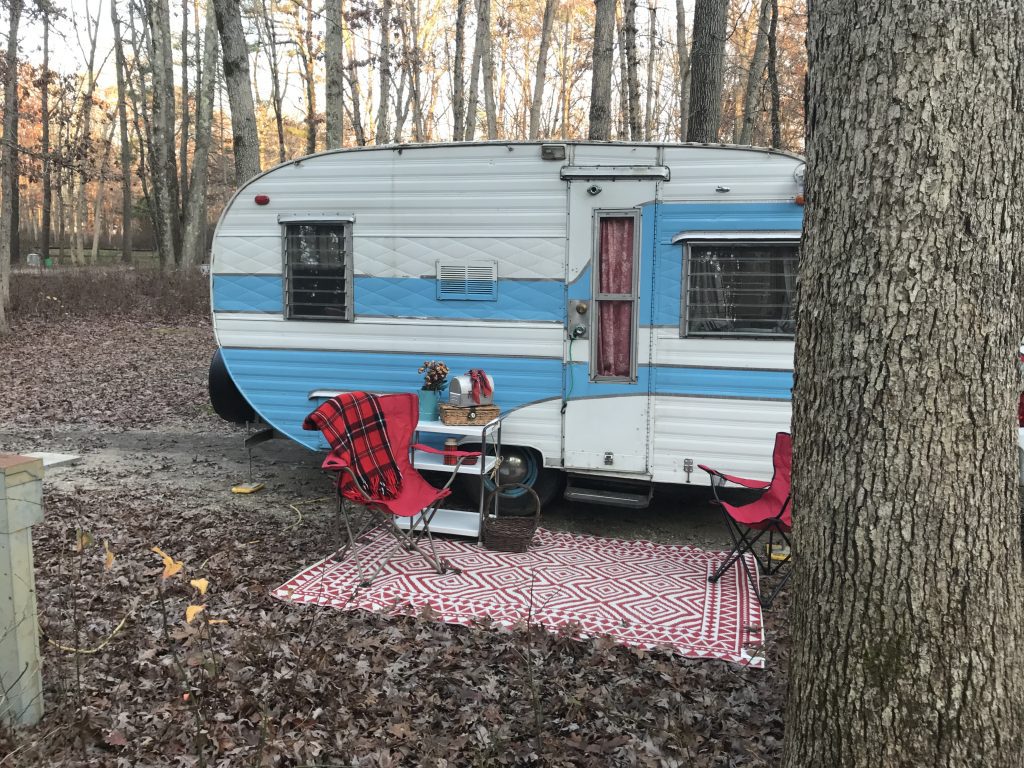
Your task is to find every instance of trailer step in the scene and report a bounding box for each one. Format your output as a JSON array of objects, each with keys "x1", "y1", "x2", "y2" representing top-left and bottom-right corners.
[{"x1": 563, "y1": 478, "x2": 653, "y2": 509}]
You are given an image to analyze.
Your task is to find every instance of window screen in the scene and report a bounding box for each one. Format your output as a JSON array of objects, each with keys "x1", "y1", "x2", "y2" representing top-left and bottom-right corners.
[
  {"x1": 683, "y1": 242, "x2": 798, "y2": 337},
  {"x1": 284, "y1": 223, "x2": 352, "y2": 321}
]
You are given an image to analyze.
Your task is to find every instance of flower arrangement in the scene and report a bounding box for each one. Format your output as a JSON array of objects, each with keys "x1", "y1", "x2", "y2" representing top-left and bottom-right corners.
[{"x1": 418, "y1": 360, "x2": 449, "y2": 391}]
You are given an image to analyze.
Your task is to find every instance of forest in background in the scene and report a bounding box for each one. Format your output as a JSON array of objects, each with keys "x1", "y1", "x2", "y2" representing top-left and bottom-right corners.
[{"x1": 0, "y1": 0, "x2": 806, "y2": 276}]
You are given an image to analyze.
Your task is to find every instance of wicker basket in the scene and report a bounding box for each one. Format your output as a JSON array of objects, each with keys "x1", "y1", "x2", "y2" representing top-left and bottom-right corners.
[
  {"x1": 481, "y1": 483, "x2": 541, "y2": 553},
  {"x1": 439, "y1": 403, "x2": 500, "y2": 426}
]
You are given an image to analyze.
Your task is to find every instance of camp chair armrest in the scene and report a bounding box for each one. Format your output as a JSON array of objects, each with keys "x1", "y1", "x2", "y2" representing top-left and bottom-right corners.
[
  {"x1": 320, "y1": 456, "x2": 376, "y2": 502},
  {"x1": 698, "y1": 464, "x2": 770, "y2": 490},
  {"x1": 412, "y1": 443, "x2": 482, "y2": 458}
]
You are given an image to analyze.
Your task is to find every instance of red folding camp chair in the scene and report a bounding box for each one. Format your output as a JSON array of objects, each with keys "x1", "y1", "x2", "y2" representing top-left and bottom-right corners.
[
  {"x1": 700, "y1": 432, "x2": 792, "y2": 608},
  {"x1": 305, "y1": 392, "x2": 481, "y2": 587}
]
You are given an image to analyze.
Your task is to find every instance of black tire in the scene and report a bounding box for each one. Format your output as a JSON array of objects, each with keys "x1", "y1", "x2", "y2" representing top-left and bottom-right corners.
[
  {"x1": 456, "y1": 445, "x2": 562, "y2": 515},
  {"x1": 208, "y1": 349, "x2": 256, "y2": 424}
]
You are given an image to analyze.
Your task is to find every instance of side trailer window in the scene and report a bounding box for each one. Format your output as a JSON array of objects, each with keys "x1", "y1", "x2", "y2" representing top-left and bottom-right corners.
[
  {"x1": 284, "y1": 223, "x2": 353, "y2": 321},
  {"x1": 683, "y1": 241, "x2": 799, "y2": 337},
  {"x1": 593, "y1": 212, "x2": 639, "y2": 381}
]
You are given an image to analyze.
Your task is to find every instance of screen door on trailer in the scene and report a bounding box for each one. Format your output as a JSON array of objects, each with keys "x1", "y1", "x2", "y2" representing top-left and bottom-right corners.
[{"x1": 563, "y1": 190, "x2": 652, "y2": 474}]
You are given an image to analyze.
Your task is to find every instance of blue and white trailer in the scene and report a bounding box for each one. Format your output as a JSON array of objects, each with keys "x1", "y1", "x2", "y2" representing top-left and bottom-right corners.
[{"x1": 209, "y1": 141, "x2": 805, "y2": 515}]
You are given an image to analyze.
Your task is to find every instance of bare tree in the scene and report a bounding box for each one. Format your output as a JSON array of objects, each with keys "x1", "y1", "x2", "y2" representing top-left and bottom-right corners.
[
  {"x1": 0, "y1": 0, "x2": 23, "y2": 334},
  {"x1": 179, "y1": 0, "x2": 190, "y2": 203},
  {"x1": 181, "y1": 1, "x2": 219, "y2": 267},
  {"x1": 528, "y1": 0, "x2": 558, "y2": 140},
  {"x1": 325, "y1": 0, "x2": 345, "y2": 148},
  {"x1": 735, "y1": 0, "x2": 771, "y2": 145},
  {"x1": 477, "y1": 0, "x2": 496, "y2": 138},
  {"x1": 255, "y1": 0, "x2": 287, "y2": 163},
  {"x1": 89, "y1": 116, "x2": 117, "y2": 265},
  {"x1": 145, "y1": 0, "x2": 183, "y2": 265},
  {"x1": 212, "y1": 0, "x2": 262, "y2": 184},
  {"x1": 784, "y1": 0, "x2": 1024, "y2": 765},
  {"x1": 675, "y1": 0, "x2": 689, "y2": 140},
  {"x1": 376, "y1": 0, "x2": 393, "y2": 143},
  {"x1": 622, "y1": 0, "x2": 641, "y2": 139},
  {"x1": 643, "y1": 4, "x2": 657, "y2": 140},
  {"x1": 451, "y1": 0, "x2": 468, "y2": 140},
  {"x1": 588, "y1": 0, "x2": 615, "y2": 140},
  {"x1": 344, "y1": 5, "x2": 367, "y2": 146},
  {"x1": 40, "y1": 3, "x2": 52, "y2": 264},
  {"x1": 766, "y1": 0, "x2": 780, "y2": 148},
  {"x1": 463, "y1": 0, "x2": 484, "y2": 140},
  {"x1": 111, "y1": 0, "x2": 133, "y2": 264},
  {"x1": 686, "y1": 0, "x2": 727, "y2": 142}
]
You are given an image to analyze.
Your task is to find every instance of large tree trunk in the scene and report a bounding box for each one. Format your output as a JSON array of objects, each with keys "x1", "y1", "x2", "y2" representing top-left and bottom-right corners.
[
  {"x1": 643, "y1": 4, "x2": 656, "y2": 140},
  {"x1": 300, "y1": 0, "x2": 318, "y2": 155},
  {"x1": 463, "y1": 0, "x2": 484, "y2": 141},
  {"x1": 111, "y1": 2, "x2": 134, "y2": 264},
  {"x1": 588, "y1": 0, "x2": 615, "y2": 140},
  {"x1": 179, "y1": 0, "x2": 190, "y2": 205},
  {"x1": 686, "y1": 0, "x2": 727, "y2": 142},
  {"x1": 182, "y1": 1, "x2": 219, "y2": 268},
  {"x1": 528, "y1": 0, "x2": 557, "y2": 140},
  {"x1": 735, "y1": 0, "x2": 771, "y2": 145},
  {"x1": 783, "y1": 1, "x2": 1024, "y2": 766},
  {"x1": 325, "y1": 0, "x2": 345, "y2": 148},
  {"x1": 0, "y1": 0, "x2": 22, "y2": 334},
  {"x1": 212, "y1": 0, "x2": 262, "y2": 184}
]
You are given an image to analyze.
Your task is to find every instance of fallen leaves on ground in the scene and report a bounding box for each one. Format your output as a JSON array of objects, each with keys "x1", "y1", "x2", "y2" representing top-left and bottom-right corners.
[{"x1": 0, "y1": 316, "x2": 790, "y2": 766}]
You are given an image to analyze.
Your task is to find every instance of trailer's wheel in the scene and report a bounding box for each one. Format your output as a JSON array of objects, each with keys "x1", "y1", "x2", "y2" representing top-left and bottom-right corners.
[
  {"x1": 208, "y1": 349, "x2": 256, "y2": 424},
  {"x1": 457, "y1": 446, "x2": 561, "y2": 514}
]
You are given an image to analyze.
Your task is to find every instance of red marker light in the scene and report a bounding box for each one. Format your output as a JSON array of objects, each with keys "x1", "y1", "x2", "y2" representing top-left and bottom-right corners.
[{"x1": 254, "y1": 194, "x2": 270, "y2": 205}]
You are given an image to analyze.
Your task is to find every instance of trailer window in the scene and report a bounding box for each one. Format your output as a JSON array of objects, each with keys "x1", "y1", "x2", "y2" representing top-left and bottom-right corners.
[
  {"x1": 682, "y1": 241, "x2": 798, "y2": 337},
  {"x1": 593, "y1": 212, "x2": 639, "y2": 382},
  {"x1": 284, "y1": 223, "x2": 353, "y2": 321}
]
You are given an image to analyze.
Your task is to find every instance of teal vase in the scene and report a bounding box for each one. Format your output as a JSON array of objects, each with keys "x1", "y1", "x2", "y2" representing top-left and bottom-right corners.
[{"x1": 419, "y1": 389, "x2": 440, "y2": 422}]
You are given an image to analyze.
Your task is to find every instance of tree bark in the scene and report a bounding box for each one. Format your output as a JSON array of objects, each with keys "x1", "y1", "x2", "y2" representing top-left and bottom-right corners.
[
  {"x1": 40, "y1": 10, "x2": 52, "y2": 264},
  {"x1": 528, "y1": 0, "x2": 558, "y2": 140},
  {"x1": 735, "y1": 0, "x2": 771, "y2": 145},
  {"x1": 111, "y1": 1, "x2": 134, "y2": 264},
  {"x1": 643, "y1": 4, "x2": 656, "y2": 140},
  {"x1": 344, "y1": 12, "x2": 367, "y2": 146},
  {"x1": 181, "y1": 0, "x2": 219, "y2": 267},
  {"x1": 145, "y1": 0, "x2": 183, "y2": 266},
  {"x1": 766, "y1": 0, "x2": 780, "y2": 148},
  {"x1": 179, "y1": 0, "x2": 190, "y2": 205},
  {"x1": 325, "y1": 0, "x2": 345, "y2": 148},
  {"x1": 622, "y1": 0, "x2": 641, "y2": 140},
  {"x1": 686, "y1": 0, "x2": 727, "y2": 142},
  {"x1": 588, "y1": 0, "x2": 615, "y2": 140},
  {"x1": 477, "y1": 0, "x2": 497, "y2": 139},
  {"x1": 212, "y1": 0, "x2": 262, "y2": 184},
  {"x1": 463, "y1": 0, "x2": 483, "y2": 141},
  {"x1": 675, "y1": 0, "x2": 690, "y2": 141},
  {"x1": 784, "y1": 1, "x2": 1024, "y2": 766},
  {"x1": 376, "y1": 0, "x2": 393, "y2": 144},
  {"x1": 452, "y1": 0, "x2": 468, "y2": 140},
  {"x1": 0, "y1": 0, "x2": 22, "y2": 334}
]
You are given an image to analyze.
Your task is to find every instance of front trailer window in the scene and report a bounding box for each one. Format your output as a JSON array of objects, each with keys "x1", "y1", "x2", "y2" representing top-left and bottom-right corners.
[
  {"x1": 683, "y1": 241, "x2": 798, "y2": 337},
  {"x1": 284, "y1": 223, "x2": 352, "y2": 321}
]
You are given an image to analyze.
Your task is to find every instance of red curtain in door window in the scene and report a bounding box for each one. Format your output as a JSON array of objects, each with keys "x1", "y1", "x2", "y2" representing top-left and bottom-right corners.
[{"x1": 596, "y1": 217, "x2": 634, "y2": 377}]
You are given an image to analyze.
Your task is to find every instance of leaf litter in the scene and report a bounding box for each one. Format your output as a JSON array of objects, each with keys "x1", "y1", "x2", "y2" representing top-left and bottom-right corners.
[{"x1": 0, "y1": 317, "x2": 789, "y2": 766}]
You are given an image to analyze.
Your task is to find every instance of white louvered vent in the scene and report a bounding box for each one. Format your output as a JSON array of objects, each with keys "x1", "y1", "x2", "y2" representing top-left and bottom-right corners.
[{"x1": 435, "y1": 260, "x2": 498, "y2": 301}]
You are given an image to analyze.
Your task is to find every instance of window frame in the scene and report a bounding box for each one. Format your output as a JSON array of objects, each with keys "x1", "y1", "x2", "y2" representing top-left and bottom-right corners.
[
  {"x1": 675, "y1": 231, "x2": 801, "y2": 340},
  {"x1": 590, "y1": 209, "x2": 641, "y2": 384},
  {"x1": 280, "y1": 214, "x2": 356, "y2": 322}
]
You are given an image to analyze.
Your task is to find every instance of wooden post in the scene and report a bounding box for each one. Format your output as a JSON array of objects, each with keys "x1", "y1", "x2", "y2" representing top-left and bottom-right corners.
[{"x1": 0, "y1": 455, "x2": 44, "y2": 727}]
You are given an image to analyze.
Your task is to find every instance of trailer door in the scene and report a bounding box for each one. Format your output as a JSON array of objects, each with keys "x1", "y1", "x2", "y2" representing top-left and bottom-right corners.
[{"x1": 562, "y1": 173, "x2": 661, "y2": 474}]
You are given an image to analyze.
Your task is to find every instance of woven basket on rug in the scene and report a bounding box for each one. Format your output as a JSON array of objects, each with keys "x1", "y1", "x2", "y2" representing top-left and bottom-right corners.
[
  {"x1": 481, "y1": 483, "x2": 541, "y2": 553},
  {"x1": 439, "y1": 403, "x2": 500, "y2": 426}
]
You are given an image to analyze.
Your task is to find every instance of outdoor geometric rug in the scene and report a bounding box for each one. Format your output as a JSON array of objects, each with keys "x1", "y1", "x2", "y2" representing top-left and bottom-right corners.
[{"x1": 273, "y1": 527, "x2": 767, "y2": 668}]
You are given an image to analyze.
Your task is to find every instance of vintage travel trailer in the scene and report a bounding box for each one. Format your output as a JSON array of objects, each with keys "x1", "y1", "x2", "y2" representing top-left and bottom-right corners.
[{"x1": 209, "y1": 141, "x2": 805, "y2": 516}]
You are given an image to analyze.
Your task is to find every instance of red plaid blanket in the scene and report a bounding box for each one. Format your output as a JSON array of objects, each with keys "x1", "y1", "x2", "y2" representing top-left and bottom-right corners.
[{"x1": 303, "y1": 393, "x2": 403, "y2": 499}]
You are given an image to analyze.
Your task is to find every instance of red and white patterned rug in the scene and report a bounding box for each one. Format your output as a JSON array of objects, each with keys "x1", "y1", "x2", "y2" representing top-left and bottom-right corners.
[{"x1": 273, "y1": 528, "x2": 766, "y2": 667}]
